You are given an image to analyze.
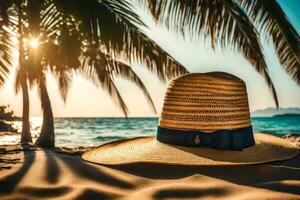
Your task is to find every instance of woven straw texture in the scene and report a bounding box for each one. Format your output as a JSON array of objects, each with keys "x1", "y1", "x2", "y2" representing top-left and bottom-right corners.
[
  {"x1": 82, "y1": 134, "x2": 299, "y2": 166},
  {"x1": 82, "y1": 72, "x2": 299, "y2": 165},
  {"x1": 160, "y1": 72, "x2": 251, "y2": 132}
]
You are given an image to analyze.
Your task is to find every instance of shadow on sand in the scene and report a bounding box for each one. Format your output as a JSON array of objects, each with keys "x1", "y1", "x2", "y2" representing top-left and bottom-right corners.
[
  {"x1": 0, "y1": 146, "x2": 36, "y2": 193},
  {"x1": 0, "y1": 148, "x2": 133, "y2": 199},
  {"x1": 153, "y1": 187, "x2": 228, "y2": 199},
  {"x1": 44, "y1": 149, "x2": 60, "y2": 184},
  {"x1": 54, "y1": 151, "x2": 135, "y2": 190},
  {"x1": 111, "y1": 155, "x2": 300, "y2": 196},
  {"x1": 0, "y1": 147, "x2": 299, "y2": 199}
]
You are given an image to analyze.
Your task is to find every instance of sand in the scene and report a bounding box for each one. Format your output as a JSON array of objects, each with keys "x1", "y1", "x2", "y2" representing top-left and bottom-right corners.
[{"x1": 0, "y1": 138, "x2": 299, "y2": 200}]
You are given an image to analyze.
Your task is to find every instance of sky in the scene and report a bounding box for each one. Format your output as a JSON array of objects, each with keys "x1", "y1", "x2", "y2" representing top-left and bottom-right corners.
[{"x1": 0, "y1": 0, "x2": 299, "y2": 117}]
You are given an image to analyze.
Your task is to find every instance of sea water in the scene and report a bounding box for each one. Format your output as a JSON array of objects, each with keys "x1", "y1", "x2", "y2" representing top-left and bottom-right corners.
[{"x1": 0, "y1": 116, "x2": 299, "y2": 147}]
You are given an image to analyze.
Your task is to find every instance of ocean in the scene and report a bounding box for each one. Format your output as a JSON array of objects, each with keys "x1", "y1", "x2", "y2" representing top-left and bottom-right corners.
[{"x1": 1, "y1": 116, "x2": 299, "y2": 147}]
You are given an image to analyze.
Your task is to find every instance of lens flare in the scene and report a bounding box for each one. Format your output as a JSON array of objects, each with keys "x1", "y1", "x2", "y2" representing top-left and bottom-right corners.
[{"x1": 30, "y1": 39, "x2": 39, "y2": 48}]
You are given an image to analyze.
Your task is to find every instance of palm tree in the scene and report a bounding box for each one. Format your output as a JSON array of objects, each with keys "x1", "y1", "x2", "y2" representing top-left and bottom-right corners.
[
  {"x1": 34, "y1": 0, "x2": 188, "y2": 148},
  {"x1": 139, "y1": 0, "x2": 300, "y2": 107},
  {"x1": 1, "y1": 0, "x2": 188, "y2": 148},
  {"x1": 0, "y1": 1, "x2": 32, "y2": 143}
]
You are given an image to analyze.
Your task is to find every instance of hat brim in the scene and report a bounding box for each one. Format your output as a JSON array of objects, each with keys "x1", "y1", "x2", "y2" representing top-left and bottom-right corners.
[{"x1": 82, "y1": 133, "x2": 299, "y2": 166}]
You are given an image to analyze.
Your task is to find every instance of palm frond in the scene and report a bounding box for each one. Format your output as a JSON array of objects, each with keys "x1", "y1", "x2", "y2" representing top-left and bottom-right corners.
[
  {"x1": 101, "y1": 52, "x2": 157, "y2": 114},
  {"x1": 53, "y1": 0, "x2": 188, "y2": 82},
  {"x1": 81, "y1": 38, "x2": 158, "y2": 115},
  {"x1": 84, "y1": 61, "x2": 129, "y2": 117},
  {"x1": 56, "y1": 70, "x2": 71, "y2": 103},
  {"x1": 141, "y1": 0, "x2": 279, "y2": 107},
  {"x1": 0, "y1": 1, "x2": 16, "y2": 86},
  {"x1": 41, "y1": 1, "x2": 63, "y2": 38},
  {"x1": 39, "y1": 0, "x2": 80, "y2": 102},
  {"x1": 239, "y1": 0, "x2": 300, "y2": 84},
  {"x1": 49, "y1": 0, "x2": 188, "y2": 115},
  {"x1": 41, "y1": 0, "x2": 81, "y2": 69},
  {"x1": 27, "y1": 0, "x2": 42, "y2": 35},
  {"x1": 42, "y1": 53, "x2": 74, "y2": 102},
  {"x1": 103, "y1": 74, "x2": 129, "y2": 117}
]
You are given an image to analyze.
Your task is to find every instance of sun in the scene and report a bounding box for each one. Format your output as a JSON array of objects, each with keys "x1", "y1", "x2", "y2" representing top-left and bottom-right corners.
[{"x1": 30, "y1": 39, "x2": 39, "y2": 48}]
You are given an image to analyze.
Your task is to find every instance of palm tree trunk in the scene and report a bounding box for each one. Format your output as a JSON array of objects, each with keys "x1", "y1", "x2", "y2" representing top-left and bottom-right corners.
[
  {"x1": 20, "y1": 78, "x2": 32, "y2": 143},
  {"x1": 18, "y1": 2, "x2": 32, "y2": 144},
  {"x1": 35, "y1": 79, "x2": 55, "y2": 148}
]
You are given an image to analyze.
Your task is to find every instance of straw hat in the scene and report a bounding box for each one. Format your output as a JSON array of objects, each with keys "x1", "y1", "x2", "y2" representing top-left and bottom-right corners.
[{"x1": 83, "y1": 72, "x2": 299, "y2": 165}]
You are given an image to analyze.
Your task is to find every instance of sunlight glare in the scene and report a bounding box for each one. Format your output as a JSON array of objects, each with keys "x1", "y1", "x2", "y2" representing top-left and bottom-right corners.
[
  {"x1": 30, "y1": 116, "x2": 43, "y2": 130},
  {"x1": 30, "y1": 39, "x2": 39, "y2": 48}
]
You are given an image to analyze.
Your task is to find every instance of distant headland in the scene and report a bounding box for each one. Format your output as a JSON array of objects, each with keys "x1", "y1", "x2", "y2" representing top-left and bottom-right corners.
[
  {"x1": 0, "y1": 105, "x2": 20, "y2": 121},
  {"x1": 251, "y1": 107, "x2": 300, "y2": 117},
  {"x1": 0, "y1": 105, "x2": 20, "y2": 132},
  {"x1": 273, "y1": 113, "x2": 300, "y2": 118}
]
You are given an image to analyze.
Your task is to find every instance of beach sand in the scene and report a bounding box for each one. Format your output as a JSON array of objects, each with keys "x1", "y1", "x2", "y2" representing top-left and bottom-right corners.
[{"x1": 0, "y1": 137, "x2": 299, "y2": 200}]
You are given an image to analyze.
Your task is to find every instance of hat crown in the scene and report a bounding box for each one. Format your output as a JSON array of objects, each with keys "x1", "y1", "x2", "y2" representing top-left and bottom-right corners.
[{"x1": 159, "y1": 72, "x2": 251, "y2": 132}]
